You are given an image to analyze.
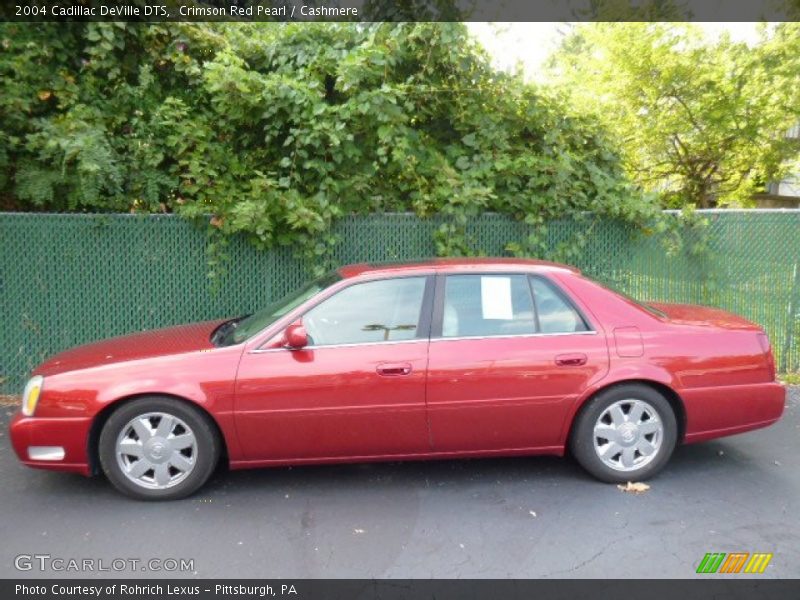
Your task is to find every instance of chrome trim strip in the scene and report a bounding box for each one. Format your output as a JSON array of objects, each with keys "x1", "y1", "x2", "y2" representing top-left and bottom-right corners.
[
  {"x1": 249, "y1": 329, "x2": 597, "y2": 353},
  {"x1": 27, "y1": 446, "x2": 65, "y2": 461},
  {"x1": 430, "y1": 330, "x2": 598, "y2": 343},
  {"x1": 250, "y1": 338, "x2": 427, "y2": 354}
]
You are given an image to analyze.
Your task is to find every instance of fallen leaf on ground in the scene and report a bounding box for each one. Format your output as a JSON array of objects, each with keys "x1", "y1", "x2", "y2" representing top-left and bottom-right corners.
[
  {"x1": 617, "y1": 481, "x2": 650, "y2": 494},
  {"x1": 0, "y1": 396, "x2": 21, "y2": 407}
]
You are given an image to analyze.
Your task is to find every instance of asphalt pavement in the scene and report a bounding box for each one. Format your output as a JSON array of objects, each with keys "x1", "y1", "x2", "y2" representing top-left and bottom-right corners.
[{"x1": 1, "y1": 388, "x2": 798, "y2": 579}]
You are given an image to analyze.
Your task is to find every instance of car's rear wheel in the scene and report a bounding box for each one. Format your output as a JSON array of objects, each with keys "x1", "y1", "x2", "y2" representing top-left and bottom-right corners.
[
  {"x1": 570, "y1": 384, "x2": 678, "y2": 483},
  {"x1": 98, "y1": 397, "x2": 219, "y2": 500}
]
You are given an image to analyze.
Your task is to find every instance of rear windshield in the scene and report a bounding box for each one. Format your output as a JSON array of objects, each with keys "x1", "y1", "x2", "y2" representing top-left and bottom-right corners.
[{"x1": 589, "y1": 277, "x2": 667, "y2": 318}]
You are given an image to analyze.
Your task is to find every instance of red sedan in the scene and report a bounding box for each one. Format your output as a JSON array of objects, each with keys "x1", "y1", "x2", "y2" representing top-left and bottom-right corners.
[{"x1": 10, "y1": 259, "x2": 785, "y2": 500}]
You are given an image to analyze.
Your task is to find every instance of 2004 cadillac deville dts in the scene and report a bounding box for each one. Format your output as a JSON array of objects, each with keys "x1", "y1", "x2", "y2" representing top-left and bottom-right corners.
[{"x1": 10, "y1": 259, "x2": 786, "y2": 500}]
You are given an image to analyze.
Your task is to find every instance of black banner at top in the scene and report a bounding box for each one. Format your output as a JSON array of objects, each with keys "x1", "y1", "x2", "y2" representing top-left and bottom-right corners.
[{"x1": 2, "y1": 0, "x2": 799, "y2": 23}]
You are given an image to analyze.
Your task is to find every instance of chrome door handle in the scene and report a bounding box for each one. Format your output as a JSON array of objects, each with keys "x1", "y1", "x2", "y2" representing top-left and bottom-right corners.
[
  {"x1": 376, "y1": 363, "x2": 413, "y2": 376},
  {"x1": 555, "y1": 353, "x2": 588, "y2": 367}
]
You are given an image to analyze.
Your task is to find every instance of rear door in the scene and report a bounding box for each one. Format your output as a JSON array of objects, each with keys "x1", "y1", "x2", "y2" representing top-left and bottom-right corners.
[{"x1": 425, "y1": 273, "x2": 609, "y2": 453}]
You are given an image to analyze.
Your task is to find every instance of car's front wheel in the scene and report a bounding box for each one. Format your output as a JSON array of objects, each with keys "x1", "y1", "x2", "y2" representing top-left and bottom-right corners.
[
  {"x1": 98, "y1": 397, "x2": 220, "y2": 500},
  {"x1": 570, "y1": 384, "x2": 678, "y2": 483}
]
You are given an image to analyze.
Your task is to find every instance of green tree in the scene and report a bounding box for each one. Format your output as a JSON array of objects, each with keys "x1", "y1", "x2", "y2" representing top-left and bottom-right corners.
[
  {"x1": 546, "y1": 23, "x2": 800, "y2": 208},
  {"x1": 1, "y1": 22, "x2": 658, "y2": 269}
]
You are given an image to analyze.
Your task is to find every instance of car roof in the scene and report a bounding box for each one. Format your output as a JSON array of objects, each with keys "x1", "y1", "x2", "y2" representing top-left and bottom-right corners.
[{"x1": 337, "y1": 258, "x2": 580, "y2": 279}]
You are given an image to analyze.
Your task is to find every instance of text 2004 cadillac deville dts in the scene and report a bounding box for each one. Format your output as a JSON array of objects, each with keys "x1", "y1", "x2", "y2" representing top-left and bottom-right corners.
[{"x1": 10, "y1": 259, "x2": 786, "y2": 500}]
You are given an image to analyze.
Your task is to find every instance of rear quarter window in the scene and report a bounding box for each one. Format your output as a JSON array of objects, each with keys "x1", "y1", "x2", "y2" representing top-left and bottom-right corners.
[{"x1": 530, "y1": 276, "x2": 590, "y2": 333}]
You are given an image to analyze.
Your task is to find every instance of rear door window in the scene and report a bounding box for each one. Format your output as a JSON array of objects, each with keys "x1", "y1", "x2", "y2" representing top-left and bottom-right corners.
[{"x1": 441, "y1": 274, "x2": 536, "y2": 338}]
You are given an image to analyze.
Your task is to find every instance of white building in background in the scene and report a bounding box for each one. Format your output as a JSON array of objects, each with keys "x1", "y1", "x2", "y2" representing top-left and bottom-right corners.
[
  {"x1": 756, "y1": 124, "x2": 800, "y2": 207},
  {"x1": 769, "y1": 124, "x2": 800, "y2": 197},
  {"x1": 769, "y1": 176, "x2": 800, "y2": 199}
]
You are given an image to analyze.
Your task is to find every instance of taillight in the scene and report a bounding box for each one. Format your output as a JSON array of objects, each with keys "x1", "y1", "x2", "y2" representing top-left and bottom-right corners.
[{"x1": 757, "y1": 333, "x2": 776, "y2": 381}]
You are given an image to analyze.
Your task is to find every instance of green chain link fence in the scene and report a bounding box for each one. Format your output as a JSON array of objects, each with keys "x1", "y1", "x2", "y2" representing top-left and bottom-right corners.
[{"x1": 1, "y1": 211, "x2": 798, "y2": 394}]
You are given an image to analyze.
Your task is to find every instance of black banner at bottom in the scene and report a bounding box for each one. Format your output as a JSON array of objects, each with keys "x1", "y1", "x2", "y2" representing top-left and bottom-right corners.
[{"x1": 3, "y1": 580, "x2": 800, "y2": 600}]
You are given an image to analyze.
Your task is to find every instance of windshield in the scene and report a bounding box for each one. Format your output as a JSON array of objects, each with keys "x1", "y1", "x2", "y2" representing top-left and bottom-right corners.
[{"x1": 215, "y1": 271, "x2": 342, "y2": 346}]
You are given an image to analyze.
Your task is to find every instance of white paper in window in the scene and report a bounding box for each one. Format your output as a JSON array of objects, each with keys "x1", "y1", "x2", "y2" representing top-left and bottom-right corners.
[{"x1": 481, "y1": 276, "x2": 513, "y2": 319}]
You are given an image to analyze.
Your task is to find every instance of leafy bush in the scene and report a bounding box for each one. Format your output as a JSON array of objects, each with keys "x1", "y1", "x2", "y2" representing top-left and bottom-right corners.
[{"x1": 1, "y1": 22, "x2": 661, "y2": 271}]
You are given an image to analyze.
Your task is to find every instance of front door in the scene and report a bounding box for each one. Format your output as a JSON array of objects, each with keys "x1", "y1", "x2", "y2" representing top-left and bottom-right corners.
[{"x1": 234, "y1": 275, "x2": 434, "y2": 462}]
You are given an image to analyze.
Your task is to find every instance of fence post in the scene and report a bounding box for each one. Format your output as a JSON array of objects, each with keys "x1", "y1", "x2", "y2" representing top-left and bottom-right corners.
[{"x1": 781, "y1": 262, "x2": 800, "y2": 374}]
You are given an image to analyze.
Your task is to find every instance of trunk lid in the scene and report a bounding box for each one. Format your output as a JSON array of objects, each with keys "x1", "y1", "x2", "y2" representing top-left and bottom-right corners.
[{"x1": 648, "y1": 302, "x2": 762, "y2": 331}]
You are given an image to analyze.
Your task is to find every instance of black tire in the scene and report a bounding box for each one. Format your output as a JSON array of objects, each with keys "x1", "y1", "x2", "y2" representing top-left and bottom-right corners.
[
  {"x1": 98, "y1": 397, "x2": 220, "y2": 501},
  {"x1": 570, "y1": 384, "x2": 678, "y2": 483}
]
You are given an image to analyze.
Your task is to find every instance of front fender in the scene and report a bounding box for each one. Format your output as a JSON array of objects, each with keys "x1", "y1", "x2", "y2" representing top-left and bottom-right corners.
[{"x1": 32, "y1": 348, "x2": 245, "y2": 461}]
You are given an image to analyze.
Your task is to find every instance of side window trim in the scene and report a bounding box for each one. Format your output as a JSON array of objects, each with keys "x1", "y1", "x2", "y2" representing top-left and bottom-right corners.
[
  {"x1": 430, "y1": 274, "x2": 447, "y2": 338},
  {"x1": 416, "y1": 274, "x2": 437, "y2": 340},
  {"x1": 526, "y1": 275, "x2": 542, "y2": 333},
  {"x1": 529, "y1": 274, "x2": 595, "y2": 333}
]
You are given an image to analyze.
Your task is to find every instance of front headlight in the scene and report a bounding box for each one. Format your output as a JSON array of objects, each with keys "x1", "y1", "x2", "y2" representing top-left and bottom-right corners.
[{"x1": 22, "y1": 376, "x2": 44, "y2": 417}]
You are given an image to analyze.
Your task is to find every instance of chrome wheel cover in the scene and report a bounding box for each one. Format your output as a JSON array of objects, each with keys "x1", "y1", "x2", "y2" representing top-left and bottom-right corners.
[
  {"x1": 592, "y1": 399, "x2": 664, "y2": 472},
  {"x1": 115, "y1": 412, "x2": 197, "y2": 490}
]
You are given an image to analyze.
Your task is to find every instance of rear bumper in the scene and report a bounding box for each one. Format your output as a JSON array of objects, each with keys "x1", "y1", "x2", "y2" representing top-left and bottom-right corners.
[
  {"x1": 682, "y1": 381, "x2": 786, "y2": 444},
  {"x1": 9, "y1": 412, "x2": 92, "y2": 475}
]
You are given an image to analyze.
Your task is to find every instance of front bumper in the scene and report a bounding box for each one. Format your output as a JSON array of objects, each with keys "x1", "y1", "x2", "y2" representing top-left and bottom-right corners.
[{"x1": 9, "y1": 412, "x2": 93, "y2": 475}]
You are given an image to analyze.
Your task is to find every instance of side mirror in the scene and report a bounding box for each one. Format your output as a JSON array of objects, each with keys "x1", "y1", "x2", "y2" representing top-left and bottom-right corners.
[{"x1": 283, "y1": 322, "x2": 308, "y2": 349}]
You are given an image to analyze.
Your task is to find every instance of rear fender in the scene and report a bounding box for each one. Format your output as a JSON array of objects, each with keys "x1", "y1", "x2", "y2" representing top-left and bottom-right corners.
[{"x1": 557, "y1": 364, "x2": 680, "y2": 448}]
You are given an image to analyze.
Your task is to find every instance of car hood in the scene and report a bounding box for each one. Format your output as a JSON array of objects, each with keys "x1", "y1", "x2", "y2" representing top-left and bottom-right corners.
[
  {"x1": 648, "y1": 302, "x2": 762, "y2": 331},
  {"x1": 33, "y1": 320, "x2": 226, "y2": 377}
]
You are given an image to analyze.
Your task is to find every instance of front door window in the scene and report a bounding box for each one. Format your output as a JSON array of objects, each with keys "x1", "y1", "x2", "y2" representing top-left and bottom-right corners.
[{"x1": 304, "y1": 277, "x2": 427, "y2": 346}]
